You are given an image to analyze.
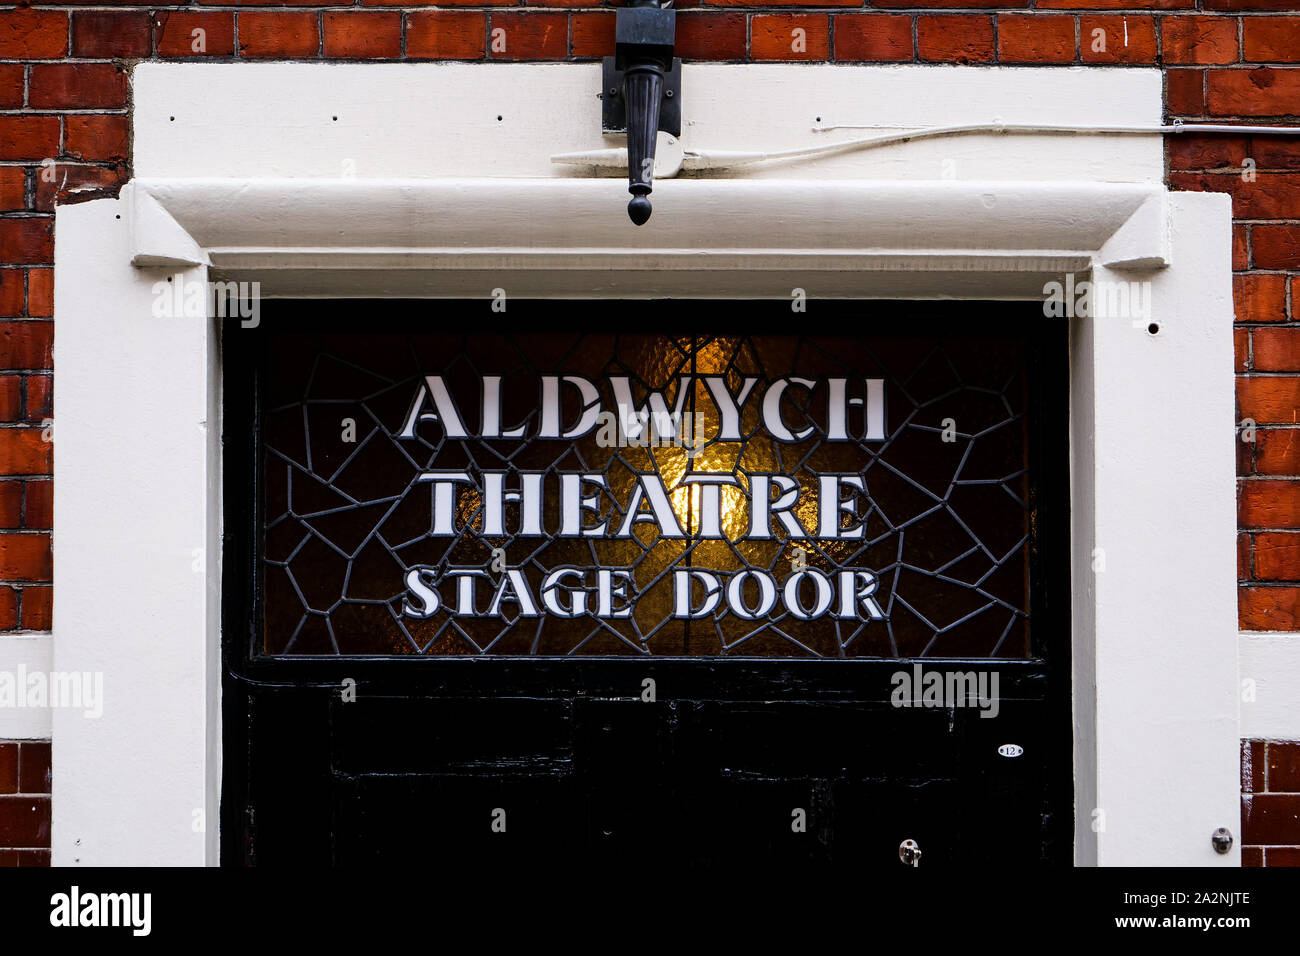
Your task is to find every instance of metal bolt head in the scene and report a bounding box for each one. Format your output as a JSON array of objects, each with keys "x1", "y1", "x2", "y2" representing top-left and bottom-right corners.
[
  {"x1": 1212, "y1": 827, "x2": 1233, "y2": 854},
  {"x1": 665, "y1": 89, "x2": 674, "y2": 98}
]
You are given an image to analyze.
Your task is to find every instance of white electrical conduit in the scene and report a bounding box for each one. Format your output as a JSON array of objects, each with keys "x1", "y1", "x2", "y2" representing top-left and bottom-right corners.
[{"x1": 550, "y1": 121, "x2": 1300, "y2": 175}]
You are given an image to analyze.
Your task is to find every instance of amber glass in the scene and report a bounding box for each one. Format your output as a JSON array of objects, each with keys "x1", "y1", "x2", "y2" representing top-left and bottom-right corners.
[{"x1": 260, "y1": 332, "x2": 1031, "y2": 658}]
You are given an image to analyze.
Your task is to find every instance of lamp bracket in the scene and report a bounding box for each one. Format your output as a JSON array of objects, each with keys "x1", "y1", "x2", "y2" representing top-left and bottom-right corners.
[{"x1": 601, "y1": 57, "x2": 682, "y2": 137}]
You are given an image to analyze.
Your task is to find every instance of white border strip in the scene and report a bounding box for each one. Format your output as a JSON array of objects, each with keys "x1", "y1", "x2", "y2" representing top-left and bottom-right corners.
[
  {"x1": 1240, "y1": 634, "x2": 1300, "y2": 740},
  {"x1": 0, "y1": 634, "x2": 53, "y2": 739}
]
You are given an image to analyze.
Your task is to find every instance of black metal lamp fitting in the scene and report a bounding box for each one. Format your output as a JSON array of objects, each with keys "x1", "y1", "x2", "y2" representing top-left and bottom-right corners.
[{"x1": 608, "y1": 0, "x2": 678, "y2": 225}]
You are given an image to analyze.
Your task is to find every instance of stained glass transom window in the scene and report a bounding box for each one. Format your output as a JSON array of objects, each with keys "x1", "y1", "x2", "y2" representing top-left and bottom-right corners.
[{"x1": 259, "y1": 330, "x2": 1036, "y2": 658}]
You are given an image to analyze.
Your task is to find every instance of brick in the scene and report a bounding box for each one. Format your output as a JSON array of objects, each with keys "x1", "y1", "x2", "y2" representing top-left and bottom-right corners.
[
  {"x1": 1239, "y1": 378, "x2": 1300, "y2": 424},
  {"x1": 238, "y1": 12, "x2": 320, "y2": 59},
  {"x1": 17, "y1": 742, "x2": 48, "y2": 794},
  {"x1": 1079, "y1": 16, "x2": 1156, "y2": 65},
  {"x1": 1256, "y1": 531, "x2": 1300, "y2": 577},
  {"x1": 752, "y1": 15, "x2": 829, "y2": 61},
  {"x1": 24, "y1": 480, "x2": 50, "y2": 529},
  {"x1": 0, "y1": 168, "x2": 26, "y2": 213},
  {"x1": 1253, "y1": 225, "x2": 1300, "y2": 271},
  {"x1": 0, "y1": 220, "x2": 53, "y2": 266},
  {"x1": 0, "y1": 379, "x2": 19, "y2": 424},
  {"x1": 677, "y1": 12, "x2": 747, "y2": 61},
  {"x1": 1245, "y1": 739, "x2": 1266, "y2": 792},
  {"x1": 997, "y1": 15, "x2": 1074, "y2": 64},
  {"x1": 1236, "y1": 327, "x2": 1250, "y2": 372},
  {"x1": 1235, "y1": 224, "x2": 1250, "y2": 270},
  {"x1": 0, "y1": 796, "x2": 49, "y2": 846},
  {"x1": 25, "y1": 377, "x2": 50, "y2": 423},
  {"x1": 1254, "y1": 139, "x2": 1300, "y2": 171},
  {"x1": 14, "y1": 849, "x2": 48, "y2": 866},
  {"x1": 0, "y1": 587, "x2": 16, "y2": 628},
  {"x1": 1039, "y1": 0, "x2": 1190, "y2": 7},
  {"x1": 202, "y1": 0, "x2": 343, "y2": 5},
  {"x1": 29, "y1": 64, "x2": 127, "y2": 110},
  {"x1": 1240, "y1": 478, "x2": 1300, "y2": 526},
  {"x1": 1172, "y1": 172, "x2": 1300, "y2": 220},
  {"x1": 1266, "y1": 846, "x2": 1300, "y2": 865},
  {"x1": 72, "y1": 11, "x2": 151, "y2": 58},
  {"x1": 65, "y1": 116, "x2": 129, "y2": 164},
  {"x1": 1270, "y1": 740, "x2": 1300, "y2": 791},
  {"x1": 0, "y1": 274, "x2": 21, "y2": 317},
  {"x1": 0, "y1": 117, "x2": 61, "y2": 162},
  {"x1": 1244, "y1": 17, "x2": 1300, "y2": 63},
  {"x1": 1239, "y1": 425, "x2": 1253, "y2": 475},
  {"x1": 365, "y1": 0, "x2": 510, "y2": 5},
  {"x1": 0, "y1": 323, "x2": 52, "y2": 371},
  {"x1": 1242, "y1": 793, "x2": 1300, "y2": 844},
  {"x1": 406, "y1": 12, "x2": 485, "y2": 60},
  {"x1": 0, "y1": 65, "x2": 23, "y2": 110},
  {"x1": 25, "y1": 272, "x2": 50, "y2": 319},
  {"x1": 0, "y1": 10, "x2": 68, "y2": 60},
  {"x1": 155, "y1": 12, "x2": 236, "y2": 58},
  {"x1": 1167, "y1": 69, "x2": 1206, "y2": 116},
  {"x1": 323, "y1": 12, "x2": 402, "y2": 59},
  {"x1": 1257, "y1": 431, "x2": 1300, "y2": 475},
  {"x1": 917, "y1": 15, "x2": 994, "y2": 64},
  {"x1": 570, "y1": 12, "x2": 614, "y2": 58},
  {"x1": 1240, "y1": 585, "x2": 1300, "y2": 628},
  {"x1": 1168, "y1": 133, "x2": 1252, "y2": 171},
  {"x1": 1239, "y1": 529, "x2": 1252, "y2": 575},
  {"x1": 0, "y1": 480, "x2": 17, "y2": 526},
  {"x1": 1208, "y1": 0, "x2": 1299, "y2": 9},
  {"x1": 34, "y1": 165, "x2": 125, "y2": 212},
  {"x1": 1232, "y1": 274, "x2": 1284, "y2": 323},
  {"x1": 1254, "y1": 329, "x2": 1300, "y2": 371},
  {"x1": 488, "y1": 13, "x2": 568, "y2": 60},
  {"x1": 873, "y1": 0, "x2": 1021, "y2": 6},
  {"x1": 21, "y1": 586, "x2": 50, "y2": 631},
  {"x1": 1161, "y1": 16, "x2": 1238, "y2": 65},
  {"x1": 835, "y1": 15, "x2": 913, "y2": 62},
  {"x1": 1242, "y1": 845, "x2": 1264, "y2": 866},
  {"x1": 0, "y1": 533, "x2": 50, "y2": 580},
  {"x1": 1209, "y1": 69, "x2": 1300, "y2": 118},
  {"x1": 709, "y1": 0, "x2": 857, "y2": 5},
  {"x1": 0, "y1": 744, "x2": 15, "y2": 794},
  {"x1": 0, "y1": 432, "x2": 51, "y2": 477}
]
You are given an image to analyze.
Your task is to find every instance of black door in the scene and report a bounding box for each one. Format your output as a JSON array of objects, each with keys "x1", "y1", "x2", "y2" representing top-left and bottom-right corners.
[{"x1": 221, "y1": 301, "x2": 1071, "y2": 867}]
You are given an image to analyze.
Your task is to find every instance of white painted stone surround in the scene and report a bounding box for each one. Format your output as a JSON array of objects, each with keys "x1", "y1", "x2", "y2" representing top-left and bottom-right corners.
[{"x1": 26, "y1": 61, "x2": 1260, "y2": 865}]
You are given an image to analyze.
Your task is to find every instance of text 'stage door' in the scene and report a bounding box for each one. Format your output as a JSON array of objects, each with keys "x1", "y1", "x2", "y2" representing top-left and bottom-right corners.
[{"x1": 222, "y1": 302, "x2": 1071, "y2": 867}]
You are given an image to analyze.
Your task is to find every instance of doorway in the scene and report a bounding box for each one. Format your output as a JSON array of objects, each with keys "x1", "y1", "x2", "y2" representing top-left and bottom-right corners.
[{"x1": 220, "y1": 300, "x2": 1071, "y2": 866}]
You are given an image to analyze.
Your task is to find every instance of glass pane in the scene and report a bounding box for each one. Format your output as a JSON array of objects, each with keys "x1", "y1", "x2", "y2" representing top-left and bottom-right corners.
[{"x1": 259, "y1": 330, "x2": 1033, "y2": 658}]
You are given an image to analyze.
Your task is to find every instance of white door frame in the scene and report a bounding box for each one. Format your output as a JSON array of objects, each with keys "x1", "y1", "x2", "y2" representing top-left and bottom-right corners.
[{"x1": 49, "y1": 62, "x2": 1239, "y2": 866}]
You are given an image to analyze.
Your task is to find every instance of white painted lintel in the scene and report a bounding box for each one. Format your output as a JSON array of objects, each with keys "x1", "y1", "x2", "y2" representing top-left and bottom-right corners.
[{"x1": 127, "y1": 177, "x2": 1171, "y2": 296}]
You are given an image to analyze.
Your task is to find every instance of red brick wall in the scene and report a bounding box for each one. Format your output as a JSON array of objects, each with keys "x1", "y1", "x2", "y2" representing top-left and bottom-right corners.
[
  {"x1": 1, "y1": 1, "x2": 1297, "y2": 866},
  {"x1": 1242, "y1": 739, "x2": 1300, "y2": 866},
  {"x1": 0, "y1": 740, "x2": 50, "y2": 865}
]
